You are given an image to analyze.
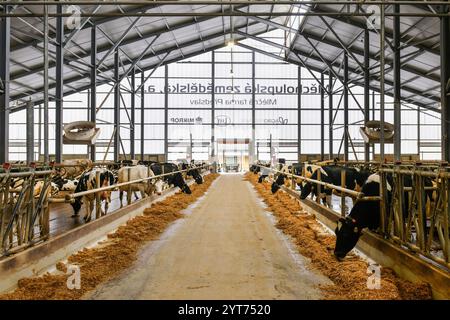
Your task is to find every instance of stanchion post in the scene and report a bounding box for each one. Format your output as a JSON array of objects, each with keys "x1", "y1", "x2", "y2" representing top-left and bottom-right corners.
[
  {"x1": 341, "y1": 170, "x2": 346, "y2": 216},
  {"x1": 95, "y1": 170, "x2": 101, "y2": 219}
]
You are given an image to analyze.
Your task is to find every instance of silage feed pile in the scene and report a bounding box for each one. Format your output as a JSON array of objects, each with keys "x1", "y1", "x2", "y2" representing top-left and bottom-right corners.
[
  {"x1": 0, "y1": 173, "x2": 219, "y2": 300},
  {"x1": 244, "y1": 173, "x2": 431, "y2": 300}
]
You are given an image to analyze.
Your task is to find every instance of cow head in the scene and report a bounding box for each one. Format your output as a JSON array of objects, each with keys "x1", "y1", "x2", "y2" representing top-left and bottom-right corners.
[
  {"x1": 99, "y1": 170, "x2": 115, "y2": 202},
  {"x1": 173, "y1": 173, "x2": 191, "y2": 194},
  {"x1": 181, "y1": 182, "x2": 192, "y2": 194},
  {"x1": 154, "y1": 179, "x2": 165, "y2": 195},
  {"x1": 71, "y1": 198, "x2": 82, "y2": 216},
  {"x1": 271, "y1": 174, "x2": 285, "y2": 194},
  {"x1": 334, "y1": 216, "x2": 361, "y2": 260},
  {"x1": 300, "y1": 181, "x2": 314, "y2": 199},
  {"x1": 189, "y1": 168, "x2": 203, "y2": 184}
]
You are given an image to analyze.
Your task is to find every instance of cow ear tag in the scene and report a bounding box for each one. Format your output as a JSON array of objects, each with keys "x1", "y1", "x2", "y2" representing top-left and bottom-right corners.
[{"x1": 353, "y1": 227, "x2": 359, "y2": 233}]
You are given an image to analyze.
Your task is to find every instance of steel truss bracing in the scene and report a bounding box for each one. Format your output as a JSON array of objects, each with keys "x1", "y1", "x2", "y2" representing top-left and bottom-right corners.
[{"x1": 0, "y1": 1, "x2": 447, "y2": 163}]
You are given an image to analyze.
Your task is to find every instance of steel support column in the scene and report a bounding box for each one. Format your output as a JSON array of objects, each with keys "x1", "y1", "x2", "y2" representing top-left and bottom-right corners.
[
  {"x1": 320, "y1": 73, "x2": 325, "y2": 161},
  {"x1": 55, "y1": 3, "x2": 63, "y2": 163},
  {"x1": 211, "y1": 52, "x2": 215, "y2": 160},
  {"x1": 26, "y1": 101, "x2": 34, "y2": 163},
  {"x1": 329, "y1": 72, "x2": 333, "y2": 159},
  {"x1": 114, "y1": 49, "x2": 120, "y2": 162},
  {"x1": 297, "y1": 66, "x2": 302, "y2": 162},
  {"x1": 344, "y1": 52, "x2": 349, "y2": 161},
  {"x1": 164, "y1": 64, "x2": 169, "y2": 161},
  {"x1": 43, "y1": 4, "x2": 49, "y2": 163},
  {"x1": 0, "y1": 5, "x2": 10, "y2": 163},
  {"x1": 140, "y1": 71, "x2": 145, "y2": 160},
  {"x1": 441, "y1": 5, "x2": 450, "y2": 161},
  {"x1": 418, "y1": 106, "x2": 421, "y2": 157},
  {"x1": 130, "y1": 67, "x2": 136, "y2": 159},
  {"x1": 393, "y1": 4, "x2": 401, "y2": 161},
  {"x1": 90, "y1": 24, "x2": 97, "y2": 161},
  {"x1": 364, "y1": 27, "x2": 370, "y2": 161},
  {"x1": 380, "y1": 3, "x2": 386, "y2": 161},
  {"x1": 251, "y1": 51, "x2": 256, "y2": 163}
]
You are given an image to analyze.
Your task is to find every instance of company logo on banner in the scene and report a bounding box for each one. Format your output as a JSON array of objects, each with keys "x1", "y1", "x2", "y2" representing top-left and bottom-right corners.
[
  {"x1": 215, "y1": 115, "x2": 232, "y2": 127},
  {"x1": 264, "y1": 117, "x2": 289, "y2": 125},
  {"x1": 170, "y1": 117, "x2": 203, "y2": 124}
]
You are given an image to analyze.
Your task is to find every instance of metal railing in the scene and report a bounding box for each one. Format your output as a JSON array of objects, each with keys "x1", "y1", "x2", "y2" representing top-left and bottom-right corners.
[
  {"x1": 0, "y1": 162, "x2": 211, "y2": 257},
  {"x1": 253, "y1": 163, "x2": 450, "y2": 269},
  {"x1": 0, "y1": 168, "x2": 54, "y2": 256}
]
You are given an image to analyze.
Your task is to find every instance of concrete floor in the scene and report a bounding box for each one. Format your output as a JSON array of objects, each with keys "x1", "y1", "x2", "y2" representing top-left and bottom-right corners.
[{"x1": 86, "y1": 173, "x2": 330, "y2": 300}]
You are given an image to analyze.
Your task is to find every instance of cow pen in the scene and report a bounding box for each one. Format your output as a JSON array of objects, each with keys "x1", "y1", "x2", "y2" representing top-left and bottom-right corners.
[
  {"x1": 254, "y1": 163, "x2": 450, "y2": 299},
  {"x1": 0, "y1": 162, "x2": 212, "y2": 258}
]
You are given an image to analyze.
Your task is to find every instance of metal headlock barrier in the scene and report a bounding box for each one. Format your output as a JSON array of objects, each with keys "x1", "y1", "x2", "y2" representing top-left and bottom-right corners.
[
  {"x1": 0, "y1": 162, "x2": 211, "y2": 257},
  {"x1": 254, "y1": 163, "x2": 450, "y2": 270}
]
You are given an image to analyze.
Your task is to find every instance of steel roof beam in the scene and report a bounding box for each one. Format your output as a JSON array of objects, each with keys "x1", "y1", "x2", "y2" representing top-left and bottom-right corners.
[
  {"x1": 244, "y1": 13, "x2": 440, "y2": 83},
  {"x1": 9, "y1": 21, "x2": 261, "y2": 109},
  {"x1": 237, "y1": 41, "x2": 439, "y2": 113},
  {"x1": 310, "y1": 6, "x2": 440, "y2": 57}
]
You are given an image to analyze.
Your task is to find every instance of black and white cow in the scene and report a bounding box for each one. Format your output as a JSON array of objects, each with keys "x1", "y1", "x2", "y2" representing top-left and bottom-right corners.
[
  {"x1": 150, "y1": 162, "x2": 192, "y2": 194},
  {"x1": 299, "y1": 165, "x2": 370, "y2": 207},
  {"x1": 334, "y1": 173, "x2": 433, "y2": 260},
  {"x1": 258, "y1": 164, "x2": 272, "y2": 183},
  {"x1": 179, "y1": 163, "x2": 203, "y2": 184},
  {"x1": 271, "y1": 163, "x2": 291, "y2": 193},
  {"x1": 71, "y1": 168, "x2": 115, "y2": 222},
  {"x1": 52, "y1": 175, "x2": 79, "y2": 192}
]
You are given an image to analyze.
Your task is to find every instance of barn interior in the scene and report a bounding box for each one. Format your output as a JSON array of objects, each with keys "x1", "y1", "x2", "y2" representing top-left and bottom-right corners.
[{"x1": 0, "y1": 0, "x2": 449, "y2": 302}]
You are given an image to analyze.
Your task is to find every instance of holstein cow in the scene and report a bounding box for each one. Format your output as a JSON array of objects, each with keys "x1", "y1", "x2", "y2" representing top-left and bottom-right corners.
[
  {"x1": 300, "y1": 165, "x2": 370, "y2": 208},
  {"x1": 150, "y1": 163, "x2": 192, "y2": 194},
  {"x1": 271, "y1": 163, "x2": 291, "y2": 193},
  {"x1": 258, "y1": 164, "x2": 272, "y2": 183},
  {"x1": 334, "y1": 173, "x2": 393, "y2": 260},
  {"x1": 52, "y1": 175, "x2": 79, "y2": 192},
  {"x1": 71, "y1": 168, "x2": 115, "y2": 222},
  {"x1": 334, "y1": 173, "x2": 434, "y2": 260},
  {"x1": 179, "y1": 163, "x2": 203, "y2": 184},
  {"x1": 117, "y1": 165, "x2": 164, "y2": 206}
]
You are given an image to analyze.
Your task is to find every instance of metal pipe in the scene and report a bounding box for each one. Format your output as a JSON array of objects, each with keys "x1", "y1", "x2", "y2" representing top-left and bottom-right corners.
[
  {"x1": 90, "y1": 24, "x2": 97, "y2": 161},
  {"x1": 211, "y1": 52, "x2": 215, "y2": 160},
  {"x1": 114, "y1": 49, "x2": 120, "y2": 162},
  {"x1": 26, "y1": 101, "x2": 34, "y2": 163},
  {"x1": 343, "y1": 52, "x2": 349, "y2": 161},
  {"x1": 0, "y1": 170, "x2": 54, "y2": 178},
  {"x1": 164, "y1": 64, "x2": 169, "y2": 161},
  {"x1": 43, "y1": 3, "x2": 49, "y2": 163},
  {"x1": 364, "y1": 27, "x2": 370, "y2": 162},
  {"x1": 1, "y1": 12, "x2": 449, "y2": 18},
  {"x1": 441, "y1": 5, "x2": 450, "y2": 161},
  {"x1": 251, "y1": 51, "x2": 256, "y2": 164},
  {"x1": 380, "y1": 2, "x2": 386, "y2": 161},
  {"x1": 130, "y1": 67, "x2": 136, "y2": 159},
  {"x1": 297, "y1": 66, "x2": 301, "y2": 162},
  {"x1": 140, "y1": 70, "x2": 145, "y2": 160},
  {"x1": 55, "y1": 2, "x2": 63, "y2": 163},
  {"x1": 0, "y1": 5, "x2": 10, "y2": 163},
  {"x1": 393, "y1": 3, "x2": 401, "y2": 162},
  {"x1": 329, "y1": 72, "x2": 333, "y2": 160},
  {"x1": 320, "y1": 73, "x2": 325, "y2": 161}
]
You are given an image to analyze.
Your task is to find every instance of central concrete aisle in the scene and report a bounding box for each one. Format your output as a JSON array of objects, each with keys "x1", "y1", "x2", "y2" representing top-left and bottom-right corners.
[{"x1": 87, "y1": 174, "x2": 331, "y2": 300}]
